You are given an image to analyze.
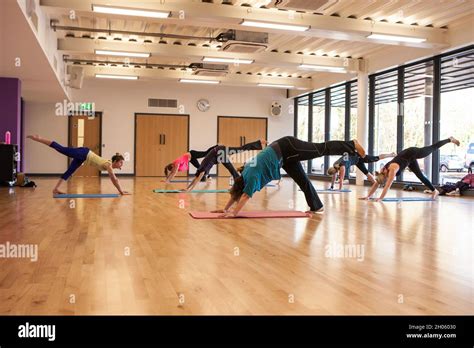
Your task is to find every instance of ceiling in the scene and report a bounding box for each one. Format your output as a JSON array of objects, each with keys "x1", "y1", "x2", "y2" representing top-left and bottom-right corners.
[
  {"x1": 0, "y1": 0, "x2": 69, "y2": 102},
  {"x1": 32, "y1": 0, "x2": 474, "y2": 90}
]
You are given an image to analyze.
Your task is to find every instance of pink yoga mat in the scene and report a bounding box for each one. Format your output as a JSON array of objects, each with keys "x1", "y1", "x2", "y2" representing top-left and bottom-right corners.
[{"x1": 189, "y1": 211, "x2": 311, "y2": 219}]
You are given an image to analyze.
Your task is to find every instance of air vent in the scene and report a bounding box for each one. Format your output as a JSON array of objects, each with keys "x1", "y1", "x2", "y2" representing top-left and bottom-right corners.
[
  {"x1": 148, "y1": 99, "x2": 178, "y2": 108},
  {"x1": 193, "y1": 70, "x2": 228, "y2": 77},
  {"x1": 219, "y1": 30, "x2": 268, "y2": 53}
]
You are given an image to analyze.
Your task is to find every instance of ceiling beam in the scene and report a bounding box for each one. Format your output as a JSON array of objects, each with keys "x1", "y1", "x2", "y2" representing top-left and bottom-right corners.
[
  {"x1": 78, "y1": 65, "x2": 313, "y2": 90},
  {"x1": 58, "y1": 37, "x2": 361, "y2": 72},
  {"x1": 40, "y1": 0, "x2": 448, "y2": 49}
]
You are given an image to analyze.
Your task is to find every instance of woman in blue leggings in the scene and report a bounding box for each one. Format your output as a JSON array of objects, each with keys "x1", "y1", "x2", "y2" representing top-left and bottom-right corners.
[{"x1": 27, "y1": 135, "x2": 129, "y2": 195}]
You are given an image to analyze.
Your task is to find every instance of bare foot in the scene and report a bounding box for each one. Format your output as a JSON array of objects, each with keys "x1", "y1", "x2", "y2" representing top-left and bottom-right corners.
[
  {"x1": 53, "y1": 189, "x2": 65, "y2": 195},
  {"x1": 307, "y1": 207, "x2": 324, "y2": 214},
  {"x1": 260, "y1": 139, "x2": 269, "y2": 147},
  {"x1": 449, "y1": 136, "x2": 460, "y2": 146},
  {"x1": 27, "y1": 135, "x2": 39, "y2": 141},
  {"x1": 431, "y1": 189, "x2": 440, "y2": 200},
  {"x1": 353, "y1": 139, "x2": 366, "y2": 158}
]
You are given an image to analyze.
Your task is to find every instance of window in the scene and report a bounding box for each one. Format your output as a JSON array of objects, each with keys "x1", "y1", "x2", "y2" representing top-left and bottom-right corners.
[
  {"x1": 297, "y1": 96, "x2": 309, "y2": 141},
  {"x1": 329, "y1": 84, "x2": 346, "y2": 176},
  {"x1": 403, "y1": 61, "x2": 434, "y2": 183},
  {"x1": 373, "y1": 71, "x2": 398, "y2": 172},
  {"x1": 439, "y1": 48, "x2": 474, "y2": 183},
  {"x1": 311, "y1": 91, "x2": 326, "y2": 174},
  {"x1": 350, "y1": 82, "x2": 358, "y2": 140}
]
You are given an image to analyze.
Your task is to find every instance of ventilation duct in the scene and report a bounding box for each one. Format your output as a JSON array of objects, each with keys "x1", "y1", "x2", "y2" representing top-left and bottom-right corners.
[{"x1": 217, "y1": 30, "x2": 268, "y2": 53}]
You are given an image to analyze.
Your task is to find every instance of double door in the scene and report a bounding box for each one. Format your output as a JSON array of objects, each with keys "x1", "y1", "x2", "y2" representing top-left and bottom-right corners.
[
  {"x1": 135, "y1": 114, "x2": 189, "y2": 176},
  {"x1": 217, "y1": 116, "x2": 267, "y2": 176}
]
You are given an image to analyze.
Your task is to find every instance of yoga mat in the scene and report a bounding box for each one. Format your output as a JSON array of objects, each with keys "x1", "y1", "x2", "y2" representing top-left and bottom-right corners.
[
  {"x1": 54, "y1": 193, "x2": 120, "y2": 198},
  {"x1": 371, "y1": 197, "x2": 435, "y2": 202},
  {"x1": 154, "y1": 189, "x2": 229, "y2": 193},
  {"x1": 170, "y1": 180, "x2": 193, "y2": 183},
  {"x1": 190, "y1": 210, "x2": 311, "y2": 219}
]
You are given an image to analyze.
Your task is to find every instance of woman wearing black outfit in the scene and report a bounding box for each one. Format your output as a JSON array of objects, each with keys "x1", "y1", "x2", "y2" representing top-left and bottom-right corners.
[
  {"x1": 361, "y1": 137, "x2": 460, "y2": 201},
  {"x1": 213, "y1": 136, "x2": 368, "y2": 217}
]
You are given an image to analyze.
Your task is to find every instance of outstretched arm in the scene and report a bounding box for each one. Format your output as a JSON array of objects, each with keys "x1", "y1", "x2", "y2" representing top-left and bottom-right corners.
[
  {"x1": 221, "y1": 193, "x2": 250, "y2": 217},
  {"x1": 211, "y1": 197, "x2": 236, "y2": 213},
  {"x1": 330, "y1": 173, "x2": 336, "y2": 189},
  {"x1": 376, "y1": 169, "x2": 396, "y2": 201},
  {"x1": 107, "y1": 166, "x2": 129, "y2": 195},
  {"x1": 163, "y1": 164, "x2": 179, "y2": 183},
  {"x1": 184, "y1": 172, "x2": 205, "y2": 192},
  {"x1": 360, "y1": 181, "x2": 379, "y2": 200},
  {"x1": 338, "y1": 166, "x2": 346, "y2": 190},
  {"x1": 378, "y1": 152, "x2": 397, "y2": 160}
]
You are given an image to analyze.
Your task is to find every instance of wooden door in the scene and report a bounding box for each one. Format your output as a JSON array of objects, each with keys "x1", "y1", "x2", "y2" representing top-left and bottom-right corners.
[
  {"x1": 217, "y1": 117, "x2": 267, "y2": 176},
  {"x1": 135, "y1": 114, "x2": 188, "y2": 176},
  {"x1": 69, "y1": 114, "x2": 101, "y2": 177}
]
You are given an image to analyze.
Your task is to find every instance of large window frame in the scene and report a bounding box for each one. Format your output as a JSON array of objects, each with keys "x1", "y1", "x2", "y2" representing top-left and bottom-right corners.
[{"x1": 294, "y1": 44, "x2": 474, "y2": 185}]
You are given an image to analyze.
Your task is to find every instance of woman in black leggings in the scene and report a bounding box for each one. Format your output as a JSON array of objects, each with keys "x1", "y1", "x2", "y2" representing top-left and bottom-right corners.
[
  {"x1": 361, "y1": 137, "x2": 460, "y2": 201},
  {"x1": 212, "y1": 136, "x2": 367, "y2": 217}
]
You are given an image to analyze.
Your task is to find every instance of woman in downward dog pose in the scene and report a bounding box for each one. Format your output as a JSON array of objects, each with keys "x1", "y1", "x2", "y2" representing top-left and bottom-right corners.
[
  {"x1": 212, "y1": 136, "x2": 368, "y2": 217},
  {"x1": 183, "y1": 139, "x2": 267, "y2": 192},
  {"x1": 360, "y1": 137, "x2": 460, "y2": 201},
  {"x1": 327, "y1": 152, "x2": 395, "y2": 190},
  {"x1": 27, "y1": 135, "x2": 129, "y2": 195},
  {"x1": 163, "y1": 145, "x2": 219, "y2": 183}
]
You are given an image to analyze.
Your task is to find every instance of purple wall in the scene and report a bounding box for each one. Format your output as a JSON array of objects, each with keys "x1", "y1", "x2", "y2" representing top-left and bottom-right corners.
[{"x1": 0, "y1": 77, "x2": 22, "y2": 169}]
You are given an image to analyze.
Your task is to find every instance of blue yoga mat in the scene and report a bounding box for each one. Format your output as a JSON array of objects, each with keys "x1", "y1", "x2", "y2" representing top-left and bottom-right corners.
[
  {"x1": 54, "y1": 193, "x2": 120, "y2": 198},
  {"x1": 371, "y1": 197, "x2": 435, "y2": 202},
  {"x1": 153, "y1": 189, "x2": 229, "y2": 193}
]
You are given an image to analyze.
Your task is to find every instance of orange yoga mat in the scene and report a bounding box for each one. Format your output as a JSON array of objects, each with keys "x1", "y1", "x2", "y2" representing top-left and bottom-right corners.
[{"x1": 189, "y1": 211, "x2": 311, "y2": 219}]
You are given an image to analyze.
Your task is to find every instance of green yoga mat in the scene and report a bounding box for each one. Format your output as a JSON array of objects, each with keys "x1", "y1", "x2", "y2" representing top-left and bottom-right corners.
[{"x1": 153, "y1": 189, "x2": 229, "y2": 193}]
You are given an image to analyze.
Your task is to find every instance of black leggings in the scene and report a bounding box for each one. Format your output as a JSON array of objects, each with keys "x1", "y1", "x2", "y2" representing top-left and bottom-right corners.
[
  {"x1": 196, "y1": 140, "x2": 263, "y2": 179},
  {"x1": 406, "y1": 139, "x2": 451, "y2": 191},
  {"x1": 275, "y1": 136, "x2": 357, "y2": 211},
  {"x1": 277, "y1": 136, "x2": 356, "y2": 163},
  {"x1": 189, "y1": 145, "x2": 218, "y2": 169}
]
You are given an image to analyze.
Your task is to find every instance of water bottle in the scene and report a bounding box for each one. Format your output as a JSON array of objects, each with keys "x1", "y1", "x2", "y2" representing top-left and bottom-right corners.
[{"x1": 5, "y1": 131, "x2": 11, "y2": 144}]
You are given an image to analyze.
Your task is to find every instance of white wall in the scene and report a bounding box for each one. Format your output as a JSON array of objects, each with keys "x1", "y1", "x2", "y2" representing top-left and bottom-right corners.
[
  {"x1": 23, "y1": 79, "x2": 293, "y2": 174},
  {"x1": 23, "y1": 102, "x2": 69, "y2": 174}
]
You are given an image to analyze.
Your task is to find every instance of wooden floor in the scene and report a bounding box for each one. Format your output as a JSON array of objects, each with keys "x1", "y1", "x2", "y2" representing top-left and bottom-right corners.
[{"x1": 0, "y1": 177, "x2": 472, "y2": 315}]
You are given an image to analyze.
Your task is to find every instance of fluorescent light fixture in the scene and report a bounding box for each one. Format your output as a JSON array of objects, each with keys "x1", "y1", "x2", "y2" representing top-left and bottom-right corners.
[
  {"x1": 203, "y1": 57, "x2": 254, "y2": 64},
  {"x1": 241, "y1": 20, "x2": 309, "y2": 32},
  {"x1": 258, "y1": 83, "x2": 294, "y2": 89},
  {"x1": 299, "y1": 64, "x2": 346, "y2": 73},
  {"x1": 367, "y1": 33, "x2": 426, "y2": 43},
  {"x1": 95, "y1": 50, "x2": 151, "y2": 58},
  {"x1": 92, "y1": 5, "x2": 170, "y2": 18},
  {"x1": 95, "y1": 74, "x2": 138, "y2": 80},
  {"x1": 179, "y1": 79, "x2": 220, "y2": 84}
]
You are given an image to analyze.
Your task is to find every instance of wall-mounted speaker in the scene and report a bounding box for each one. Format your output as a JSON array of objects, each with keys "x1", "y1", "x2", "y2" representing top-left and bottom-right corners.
[{"x1": 270, "y1": 101, "x2": 282, "y2": 116}]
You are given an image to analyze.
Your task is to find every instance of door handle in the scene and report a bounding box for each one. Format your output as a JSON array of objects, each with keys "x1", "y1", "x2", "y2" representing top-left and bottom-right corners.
[
  {"x1": 240, "y1": 136, "x2": 242, "y2": 147},
  {"x1": 243, "y1": 136, "x2": 246, "y2": 145},
  {"x1": 163, "y1": 134, "x2": 166, "y2": 145},
  {"x1": 159, "y1": 134, "x2": 163, "y2": 145}
]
